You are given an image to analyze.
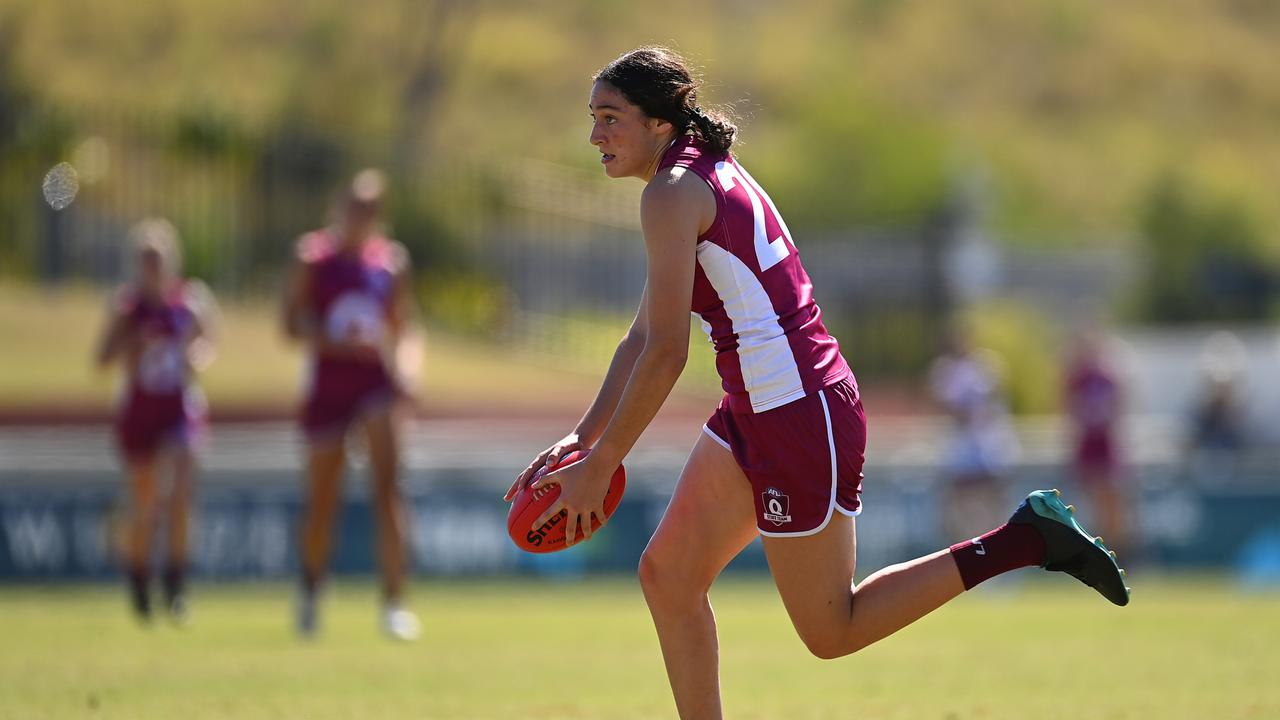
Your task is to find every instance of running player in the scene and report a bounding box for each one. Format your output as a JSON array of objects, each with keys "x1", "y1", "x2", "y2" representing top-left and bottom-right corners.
[
  {"x1": 96, "y1": 218, "x2": 214, "y2": 624},
  {"x1": 506, "y1": 47, "x2": 1130, "y2": 718},
  {"x1": 282, "y1": 169, "x2": 421, "y2": 641},
  {"x1": 1064, "y1": 324, "x2": 1128, "y2": 556}
]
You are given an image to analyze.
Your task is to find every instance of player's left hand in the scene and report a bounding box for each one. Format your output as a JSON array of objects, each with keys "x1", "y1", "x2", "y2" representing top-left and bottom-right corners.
[{"x1": 528, "y1": 454, "x2": 612, "y2": 548}]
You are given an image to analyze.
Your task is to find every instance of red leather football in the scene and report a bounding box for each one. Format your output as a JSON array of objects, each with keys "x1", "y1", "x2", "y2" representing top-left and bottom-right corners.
[{"x1": 507, "y1": 450, "x2": 626, "y2": 553}]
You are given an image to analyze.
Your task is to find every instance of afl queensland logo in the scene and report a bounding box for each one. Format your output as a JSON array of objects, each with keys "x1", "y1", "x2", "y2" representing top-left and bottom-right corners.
[
  {"x1": 325, "y1": 292, "x2": 385, "y2": 345},
  {"x1": 761, "y1": 487, "x2": 792, "y2": 526}
]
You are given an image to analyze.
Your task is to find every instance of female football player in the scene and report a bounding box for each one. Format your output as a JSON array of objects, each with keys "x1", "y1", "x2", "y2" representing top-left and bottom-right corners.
[
  {"x1": 282, "y1": 169, "x2": 421, "y2": 641},
  {"x1": 1063, "y1": 324, "x2": 1129, "y2": 557},
  {"x1": 508, "y1": 47, "x2": 1130, "y2": 718},
  {"x1": 97, "y1": 218, "x2": 215, "y2": 623}
]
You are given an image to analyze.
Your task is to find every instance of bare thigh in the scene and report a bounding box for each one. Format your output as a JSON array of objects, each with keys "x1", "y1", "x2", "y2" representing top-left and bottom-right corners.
[
  {"x1": 362, "y1": 408, "x2": 400, "y2": 491},
  {"x1": 764, "y1": 512, "x2": 964, "y2": 658},
  {"x1": 642, "y1": 432, "x2": 759, "y2": 589},
  {"x1": 761, "y1": 515, "x2": 857, "y2": 639}
]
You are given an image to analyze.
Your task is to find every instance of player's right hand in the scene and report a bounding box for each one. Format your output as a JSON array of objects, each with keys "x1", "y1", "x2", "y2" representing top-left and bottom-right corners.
[{"x1": 505, "y1": 433, "x2": 583, "y2": 502}]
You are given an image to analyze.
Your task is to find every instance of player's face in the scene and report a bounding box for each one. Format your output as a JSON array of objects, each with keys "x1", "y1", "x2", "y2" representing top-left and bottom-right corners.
[
  {"x1": 589, "y1": 81, "x2": 674, "y2": 181},
  {"x1": 138, "y1": 248, "x2": 164, "y2": 292},
  {"x1": 341, "y1": 199, "x2": 380, "y2": 241}
]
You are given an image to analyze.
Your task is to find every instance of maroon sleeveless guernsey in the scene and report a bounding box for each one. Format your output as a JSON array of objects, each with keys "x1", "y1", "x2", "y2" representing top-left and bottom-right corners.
[
  {"x1": 297, "y1": 230, "x2": 402, "y2": 400},
  {"x1": 658, "y1": 136, "x2": 852, "y2": 413}
]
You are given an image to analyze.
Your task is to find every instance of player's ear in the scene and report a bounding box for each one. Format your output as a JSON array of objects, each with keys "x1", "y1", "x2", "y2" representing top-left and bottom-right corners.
[{"x1": 648, "y1": 116, "x2": 674, "y2": 134}]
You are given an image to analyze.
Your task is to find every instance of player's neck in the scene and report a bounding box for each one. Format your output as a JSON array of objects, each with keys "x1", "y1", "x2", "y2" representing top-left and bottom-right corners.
[
  {"x1": 137, "y1": 281, "x2": 170, "y2": 303},
  {"x1": 640, "y1": 133, "x2": 680, "y2": 182},
  {"x1": 333, "y1": 226, "x2": 371, "y2": 252}
]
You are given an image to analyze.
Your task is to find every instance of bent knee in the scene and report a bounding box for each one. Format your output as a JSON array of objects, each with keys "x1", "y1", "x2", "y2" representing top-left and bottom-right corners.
[
  {"x1": 636, "y1": 548, "x2": 672, "y2": 596},
  {"x1": 797, "y1": 628, "x2": 868, "y2": 660},
  {"x1": 637, "y1": 548, "x2": 709, "y2": 607},
  {"x1": 801, "y1": 635, "x2": 848, "y2": 661}
]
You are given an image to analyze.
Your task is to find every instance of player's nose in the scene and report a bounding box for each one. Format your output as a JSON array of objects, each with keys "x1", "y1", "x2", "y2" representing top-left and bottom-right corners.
[{"x1": 589, "y1": 122, "x2": 606, "y2": 147}]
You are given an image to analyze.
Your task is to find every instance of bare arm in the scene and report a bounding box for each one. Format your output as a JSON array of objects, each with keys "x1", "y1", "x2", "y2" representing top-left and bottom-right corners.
[
  {"x1": 95, "y1": 316, "x2": 129, "y2": 369},
  {"x1": 584, "y1": 172, "x2": 702, "y2": 472},
  {"x1": 506, "y1": 279, "x2": 650, "y2": 499},
  {"x1": 95, "y1": 294, "x2": 131, "y2": 369},
  {"x1": 574, "y1": 287, "x2": 651, "y2": 447},
  {"x1": 525, "y1": 167, "x2": 711, "y2": 543},
  {"x1": 388, "y1": 243, "x2": 428, "y2": 398},
  {"x1": 184, "y1": 280, "x2": 218, "y2": 372},
  {"x1": 281, "y1": 257, "x2": 314, "y2": 343},
  {"x1": 383, "y1": 241, "x2": 414, "y2": 343}
]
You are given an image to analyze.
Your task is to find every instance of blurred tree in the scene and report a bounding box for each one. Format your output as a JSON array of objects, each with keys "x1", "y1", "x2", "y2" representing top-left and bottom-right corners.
[
  {"x1": 0, "y1": 8, "x2": 31, "y2": 152},
  {"x1": 0, "y1": 7, "x2": 32, "y2": 277},
  {"x1": 390, "y1": 0, "x2": 478, "y2": 177},
  {"x1": 0, "y1": 5, "x2": 74, "y2": 281},
  {"x1": 173, "y1": 102, "x2": 252, "y2": 160},
  {"x1": 250, "y1": 125, "x2": 346, "y2": 274},
  {"x1": 1137, "y1": 172, "x2": 1276, "y2": 323},
  {"x1": 765, "y1": 85, "x2": 948, "y2": 230}
]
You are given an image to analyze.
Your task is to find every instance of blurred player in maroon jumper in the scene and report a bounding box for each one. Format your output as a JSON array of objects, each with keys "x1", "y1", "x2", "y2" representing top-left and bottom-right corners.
[
  {"x1": 282, "y1": 169, "x2": 422, "y2": 641},
  {"x1": 96, "y1": 218, "x2": 215, "y2": 624},
  {"x1": 507, "y1": 47, "x2": 1129, "y2": 718},
  {"x1": 1064, "y1": 325, "x2": 1127, "y2": 555}
]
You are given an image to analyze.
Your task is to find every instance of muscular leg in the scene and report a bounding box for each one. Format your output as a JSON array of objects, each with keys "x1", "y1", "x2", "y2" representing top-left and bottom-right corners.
[
  {"x1": 125, "y1": 456, "x2": 159, "y2": 617},
  {"x1": 163, "y1": 448, "x2": 195, "y2": 612},
  {"x1": 1084, "y1": 472, "x2": 1127, "y2": 557},
  {"x1": 165, "y1": 449, "x2": 194, "y2": 566},
  {"x1": 763, "y1": 515, "x2": 966, "y2": 659},
  {"x1": 638, "y1": 432, "x2": 758, "y2": 720},
  {"x1": 364, "y1": 409, "x2": 407, "y2": 602},
  {"x1": 300, "y1": 440, "x2": 346, "y2": 589}
]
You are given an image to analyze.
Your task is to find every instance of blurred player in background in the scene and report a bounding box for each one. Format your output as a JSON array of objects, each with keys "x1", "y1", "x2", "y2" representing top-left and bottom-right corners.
[
  {"x1": 1063, "y1": 324, "x2": 1128, "y2": 557},
  {"x1": 928, "y1": 324, "x2": 1018, "y2": 541},
  {"x1": 96, "y1": 218, "x2": 216, "y2": 624},
  {"x1": 282, "y1": 169, "x2": 422, "y2": 641},
  {"x1": 1188, "y1": 330, "x2": 1249, "y2": 458},
  {"x1": 507, "y1": 47, "x2": 1129, "y2": 718}
]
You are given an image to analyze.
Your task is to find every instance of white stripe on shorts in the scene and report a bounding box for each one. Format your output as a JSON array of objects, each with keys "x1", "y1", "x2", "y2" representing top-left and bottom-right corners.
[
  {"x1": 759, "y1": 388, "x2": 840, "y2": 538},
  {"x1": 701, "y1": 424, "x2": 733, "y2": 452}
]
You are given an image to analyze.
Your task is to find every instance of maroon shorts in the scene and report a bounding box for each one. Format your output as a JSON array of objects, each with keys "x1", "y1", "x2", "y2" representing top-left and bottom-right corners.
[
  {"x1": 301, "y1": 360, "x2": 397, "y2": 443},
  {"x1": 116, "y1": 388, "x2": 206, "y2": 461},
  {"x1": 1074, "y1": 431, "x2": 1119, "y2": 478},
  {"x1": 704, "y1": 377, "x2": 866, "y2": 537}
]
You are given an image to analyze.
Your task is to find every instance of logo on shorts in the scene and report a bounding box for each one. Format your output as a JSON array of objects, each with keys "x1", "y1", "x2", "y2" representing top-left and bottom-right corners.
[{"x1": 762, "y1": 487, "x2": 792, "y2": 526}]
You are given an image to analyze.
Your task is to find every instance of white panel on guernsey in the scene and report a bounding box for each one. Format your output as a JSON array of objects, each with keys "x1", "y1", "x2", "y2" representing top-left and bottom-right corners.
[
  {"x1": 734, "y1": 161, "x2": 798, "y2": 255},
  {"x1": 695, "y1": 242, "x2": 806, "y2": 412},
  {"x1": 714, "y1": 161, "x2": 792, "y2": 272}
]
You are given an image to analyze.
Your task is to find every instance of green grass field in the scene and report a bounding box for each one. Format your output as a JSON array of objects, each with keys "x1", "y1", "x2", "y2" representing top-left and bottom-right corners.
[{"x1": 2, "y1": 577, "x2": 1276, "y2": 719}]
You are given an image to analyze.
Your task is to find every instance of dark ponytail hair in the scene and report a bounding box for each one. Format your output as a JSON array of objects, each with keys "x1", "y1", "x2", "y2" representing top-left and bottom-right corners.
[{"x1": 594, "y1": 46, "x2": 738, "y2": 155}]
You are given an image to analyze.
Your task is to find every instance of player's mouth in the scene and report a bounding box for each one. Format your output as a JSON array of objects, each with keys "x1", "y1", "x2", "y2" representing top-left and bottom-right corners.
[{"x1": 601, "y1": 153, "x2": 616, "y2": 164}]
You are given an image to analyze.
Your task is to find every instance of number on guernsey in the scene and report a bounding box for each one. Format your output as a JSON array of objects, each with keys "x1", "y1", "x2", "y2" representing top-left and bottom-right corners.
[{"x1": 714, "y1": 161, "x2": 795, "y2": 271}]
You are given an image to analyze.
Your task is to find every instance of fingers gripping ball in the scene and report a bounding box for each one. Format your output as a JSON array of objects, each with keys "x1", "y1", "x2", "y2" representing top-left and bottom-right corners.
[{"x1": 507, "y1": 450, "x2": 626, "y2": 553}]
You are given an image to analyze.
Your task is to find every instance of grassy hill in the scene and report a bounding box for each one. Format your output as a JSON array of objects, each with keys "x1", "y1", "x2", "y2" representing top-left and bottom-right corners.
[{"x1": 4, "y1": 0, "x2": 1277, "y2": 243}]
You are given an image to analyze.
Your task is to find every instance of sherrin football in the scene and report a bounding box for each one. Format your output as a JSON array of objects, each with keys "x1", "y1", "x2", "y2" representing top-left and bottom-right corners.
[{"x1": 507, "y1": 450, "x2": 626, "y2": 553}]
